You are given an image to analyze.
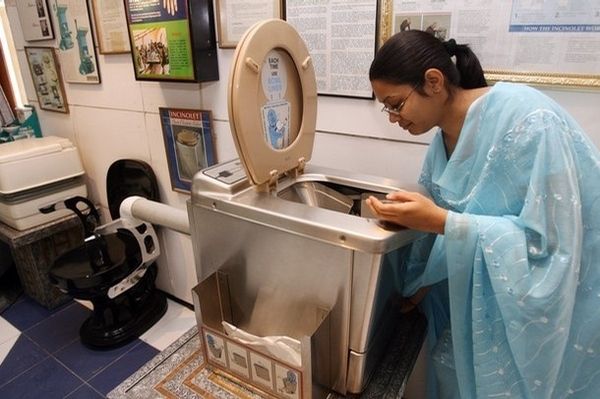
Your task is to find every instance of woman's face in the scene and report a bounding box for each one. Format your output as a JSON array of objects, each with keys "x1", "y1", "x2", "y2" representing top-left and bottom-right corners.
[{"x1": 371, "y1": 79, "x2": 444, "y2": 135}]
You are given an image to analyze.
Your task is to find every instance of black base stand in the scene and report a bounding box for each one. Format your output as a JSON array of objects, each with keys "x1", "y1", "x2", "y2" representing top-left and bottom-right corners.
[{"x1": 79, "y1": 265, "x2": 168, "y2": 349}]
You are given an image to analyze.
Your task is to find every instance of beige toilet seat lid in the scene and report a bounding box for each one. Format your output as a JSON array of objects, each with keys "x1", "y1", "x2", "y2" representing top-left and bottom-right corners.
[{"x1": 228, "y1": 19, "x2": 317, "y2": 190}]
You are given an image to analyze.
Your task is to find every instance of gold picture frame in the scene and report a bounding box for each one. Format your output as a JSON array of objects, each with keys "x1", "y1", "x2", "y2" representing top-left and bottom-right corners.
[
  {"x1": 377, "y1": 0, "x2": 600, "y2": 89},
  {"x1": 91, "y1": 0, "x2": 131, "y2": 54},
  {"x1": 216, "y1": 0, "x2": 283, "y2": 48}
]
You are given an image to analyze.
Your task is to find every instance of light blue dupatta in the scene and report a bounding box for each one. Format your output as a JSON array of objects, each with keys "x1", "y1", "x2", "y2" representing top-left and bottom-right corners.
[{"x1": 408, "y1": 82, "x2": 600, "y2": 399}]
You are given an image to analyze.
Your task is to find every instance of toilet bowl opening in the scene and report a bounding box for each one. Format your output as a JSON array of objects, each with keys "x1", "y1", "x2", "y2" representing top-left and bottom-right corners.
[{"x1": 278, "y1": 179, "x2": 389, "y2": 218}]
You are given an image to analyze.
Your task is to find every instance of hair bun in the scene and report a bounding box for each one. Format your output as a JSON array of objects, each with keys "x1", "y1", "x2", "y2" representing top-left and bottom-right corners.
[{"x1": 443, "y1": 39, "x2": 458, "y2": 57}]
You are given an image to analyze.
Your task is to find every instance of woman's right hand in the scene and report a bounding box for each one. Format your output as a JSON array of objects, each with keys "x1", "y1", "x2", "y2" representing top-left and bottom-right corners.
[{"x1": 366, "y1": 191, "x2": 448, "y2": 234}]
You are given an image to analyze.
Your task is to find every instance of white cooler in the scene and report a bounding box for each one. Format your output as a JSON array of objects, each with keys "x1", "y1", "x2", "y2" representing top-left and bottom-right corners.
[{"x1": 0, "y1": 136, "x2": 87, "y2": 231}]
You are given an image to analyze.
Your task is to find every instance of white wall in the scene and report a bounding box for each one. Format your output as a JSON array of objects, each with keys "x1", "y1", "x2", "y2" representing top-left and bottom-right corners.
[{"x1": 4, "y1": 0, "x2": 600, "y2": 303}]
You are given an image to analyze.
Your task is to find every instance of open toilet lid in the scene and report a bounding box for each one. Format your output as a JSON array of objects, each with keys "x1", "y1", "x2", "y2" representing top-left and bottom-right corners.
[{"x1": 228, "y1": 19, "x2": 318, "y2": 190}]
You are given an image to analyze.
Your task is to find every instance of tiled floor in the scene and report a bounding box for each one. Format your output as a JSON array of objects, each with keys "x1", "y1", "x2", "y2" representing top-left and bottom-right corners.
[{"x1": 0, "y1": 293, "x2": 196, "y2": 398}]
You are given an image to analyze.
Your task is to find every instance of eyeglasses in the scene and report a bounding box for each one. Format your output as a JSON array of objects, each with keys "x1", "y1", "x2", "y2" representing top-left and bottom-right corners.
[{"x1": 381, "y1": 87, "x2": 416, "y2": 116}]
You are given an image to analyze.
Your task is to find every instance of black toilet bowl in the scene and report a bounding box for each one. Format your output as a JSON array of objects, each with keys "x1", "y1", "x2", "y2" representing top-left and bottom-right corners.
[
  {"x1": 47, "y1": 160, "x2": 168, "y2": 349},
  {"x1": 51, "y1": 231, "x2": 141, "y2": 298}
]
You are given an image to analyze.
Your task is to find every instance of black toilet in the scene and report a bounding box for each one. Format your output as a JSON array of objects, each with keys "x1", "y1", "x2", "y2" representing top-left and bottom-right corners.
[{"x1": 48, "y1": 160, "x2": 168, "y2": 349}]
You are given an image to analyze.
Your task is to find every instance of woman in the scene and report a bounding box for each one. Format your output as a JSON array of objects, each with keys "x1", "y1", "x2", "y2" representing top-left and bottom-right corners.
[{"x1": 367, "y1": 30, "x2": 600, "y2": 398}]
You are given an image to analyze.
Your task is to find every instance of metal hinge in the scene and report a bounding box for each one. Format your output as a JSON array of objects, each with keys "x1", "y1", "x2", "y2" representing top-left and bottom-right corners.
[
  {"x1": 259, "y1": 158, "x2": 307, "y2": 193},
  {"x1": 286, "y1": 157, "x2": 306, "y2": 179},
  {"x1": 256, "y1": 169, "x2": 280, "y2": 193}
]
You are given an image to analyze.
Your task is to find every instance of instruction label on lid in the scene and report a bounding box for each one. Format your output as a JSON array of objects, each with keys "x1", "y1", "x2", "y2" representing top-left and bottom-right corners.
[
  {"x1": 261, "y1": 50, "x2": 291, "y2": 150},
  {"x1": 261, "y1": 101, "x2": 290, "y2": 150},
  {"x1": 261, "y1": 50, "x2": 288, "y2": 101}
]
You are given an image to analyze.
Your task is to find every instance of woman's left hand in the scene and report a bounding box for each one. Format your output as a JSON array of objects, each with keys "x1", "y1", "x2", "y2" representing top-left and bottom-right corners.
[{"x1": 366, "y1": 191, "x2": 448, "y2": 234}]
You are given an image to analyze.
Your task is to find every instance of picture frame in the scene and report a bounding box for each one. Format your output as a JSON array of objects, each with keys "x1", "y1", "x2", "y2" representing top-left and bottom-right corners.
[
  {"x1": 215, "y1": 0, "x2": 284, "y2": 48},
  {"x1": 249, "y1": 351, "x2": 275, "y2": 390},
  {"x1": 159, "y1": 108, "x2": 216, "y2": 193},
  {"x1": 227, "y1": 341, "x2": 251, "y2": 379},
  {"x1": 24, "y1": 47, "x2": 69, "y2": 113},
  {"x1": 124, "y1": 0, "x2": 197, "y2": 82},
  {"x1": 377, "y1": 0, "x2": 600, "y2": 88},
  {"x1": 0, "y1": 86, "x2": 16, "y2": 126},
  {"x1": 91, "y1": 0, "x2": 131, "y2": 54},
  {"x1": 16, "y1": 0, "x2": 55, "y2": 41},
  {"x1": 50, "y1": 0, "x2": 101, "y2": 84},
  {"x1": 285, "y1": 0, "x2": 377, "y2": 99}
]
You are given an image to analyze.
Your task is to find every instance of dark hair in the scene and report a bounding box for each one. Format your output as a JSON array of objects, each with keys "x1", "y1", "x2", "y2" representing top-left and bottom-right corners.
[{"x1": 369, "y1": 30, "x2": 487, "y2": 92}]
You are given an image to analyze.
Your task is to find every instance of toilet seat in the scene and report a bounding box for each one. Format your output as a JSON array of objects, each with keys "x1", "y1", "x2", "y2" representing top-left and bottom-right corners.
[{"x1": 228, "y1": 19, "x2": 317, "y2": 191}]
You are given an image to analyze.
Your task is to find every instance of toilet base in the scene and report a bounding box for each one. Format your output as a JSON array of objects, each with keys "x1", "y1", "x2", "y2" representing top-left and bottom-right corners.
[{"x1": 79, "y1": 265, "x2": 168, "y2": 349}]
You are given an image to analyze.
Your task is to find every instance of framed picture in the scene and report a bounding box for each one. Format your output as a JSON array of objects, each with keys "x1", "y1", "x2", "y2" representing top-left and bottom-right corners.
[
  {"x1": 203, "y1": 329, "x2": 227, "y2": 365},
  {"x1": 274, "y1": 363, "x2": 301, "y2": 399},
  {"x1": 91, "y1": 0, "x2": 131, "y2": 54},
  {"x1": 215, "y1": 0, "x2": 283, "y2": 48},
  {"x1": 377, "y1": 0, "x2": 600, "y2": 88},
  {"x1": 159, "y1": 108, "x2": 217, "y2": 193},
  {"x1": 16, "y1": 0, "x2": 55, "y2": 41},
  {"x1": 227, "y1": 341, "x2": 250, "y2": 379},
  {"x1": 24, "y1": 47, "x2": 69, "y2": 113},
  {"x1": 50, "y1": 0, "x2": 101, "y2": 84},
  {"x1": 124, "y1": 0, "x2": 196, "y2": 82},
  {"x1": 285, "y1": 0, "x2": 377, "y2": 99},
  {"x1": 249, "y1": 351, "x2": 275, "y2": 390},
  {"x1": 0, "y1": 86, "x2": 16, "y2": 126}
]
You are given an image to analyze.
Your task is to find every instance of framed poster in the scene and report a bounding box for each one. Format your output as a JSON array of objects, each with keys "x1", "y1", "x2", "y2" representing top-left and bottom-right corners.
[
  {"x1": 0, "y1": 87, "x2": 15, "y2": 127},
  {"x1": 378, "y1": 0, "x2": 600, "y2": 88},
  {"x1": 24, "y1": 47, "x2": 69, "y2": 113},
  {"x1": 50, "y1": 0, "x2": 101, "y2": 84},
  {"x1": 215, "y1": 0, "x2": 283, "y2": 48},
  {"x1": 91, "y1": 0, "x2": 131, "y2": 54},
  {"x1": 285, "y1": 0, "x2": 377, "y2": 99},
  {"x1": 124, "y1": 0, "x2": 196, "y2": 82},
  {"x1": 16, "y1": 0, "x2": 55, "y2": 41},
  {"x1": 159, "y1": 108, "x2": 216, "y2": 193}
]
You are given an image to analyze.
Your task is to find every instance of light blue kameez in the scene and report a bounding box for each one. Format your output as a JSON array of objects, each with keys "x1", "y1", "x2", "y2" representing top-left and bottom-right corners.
[{"x1": 406, "y1": 82, "x2": 600, "y2": 398}]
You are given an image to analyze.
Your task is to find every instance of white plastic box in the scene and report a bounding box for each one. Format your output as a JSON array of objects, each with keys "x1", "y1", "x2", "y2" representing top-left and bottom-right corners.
[{"x1": 0, "y1": 137, "x2": 87, "y2": 231}]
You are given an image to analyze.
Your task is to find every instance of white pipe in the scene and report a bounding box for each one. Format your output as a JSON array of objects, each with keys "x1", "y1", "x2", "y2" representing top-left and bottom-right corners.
[{"x1": 119, "y1": 196, "x2": 190, "y2": 235}]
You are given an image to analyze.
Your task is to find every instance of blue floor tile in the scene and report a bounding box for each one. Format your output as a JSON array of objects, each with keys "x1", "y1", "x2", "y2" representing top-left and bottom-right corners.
[
  {"x1": 0, "y1": 294, "x2": 183, "y2": 398},
  {"x1": 89, "y1": 341, "x2": 159, "y2": 395},
  {"x1": 1, "y1": 295, "x2": 71, "y2": 331},
  {"x1": 64, "y1": 383, "x2": 105, "y2": 398},
  {"x1": 25, "y1": 301, "x2": 91, "y2": 354},
  {"x1": 55, "y1": 336, "x2": 143, "y2": 381},
  {"x1": 0, "y1": 357, "x2": 83, "y2": 399},
  {"x1": 0, "y1": 334, "x2": 48, "y2": 387}
]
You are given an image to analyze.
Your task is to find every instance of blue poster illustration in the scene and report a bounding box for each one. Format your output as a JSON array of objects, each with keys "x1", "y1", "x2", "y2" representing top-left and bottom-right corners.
[{"x1": 261, "y1": 101, "x2": 290, "y2": 150}]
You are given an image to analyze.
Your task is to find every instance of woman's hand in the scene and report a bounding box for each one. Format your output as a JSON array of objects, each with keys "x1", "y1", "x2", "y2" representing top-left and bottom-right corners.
[
  {"x1": 163, "y1": 0, "x2": 178, "y2": 15},
  {"x1": 366, "y1": 191, "x2": 448, "y2": 234}
]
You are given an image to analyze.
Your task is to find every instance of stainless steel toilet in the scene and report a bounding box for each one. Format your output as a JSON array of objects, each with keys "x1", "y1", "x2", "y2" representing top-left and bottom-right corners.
[{"x1": 189, "y1": 20, "x2": 423, "y2": 395}]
